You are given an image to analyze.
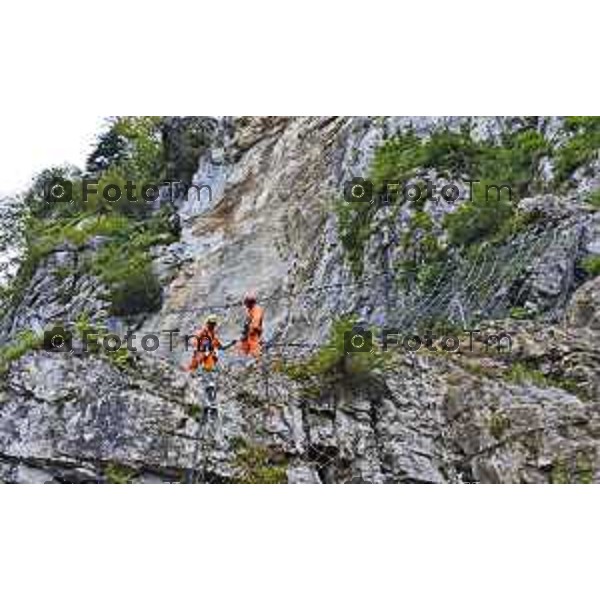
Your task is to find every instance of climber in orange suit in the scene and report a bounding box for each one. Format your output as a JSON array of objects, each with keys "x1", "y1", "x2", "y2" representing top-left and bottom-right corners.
[
  {"x1": 238, "y1": 291, "x2": 264, "y2": 358},
  {"x1": 187, "y1": 314, "x2": 222, "y2": 372}
]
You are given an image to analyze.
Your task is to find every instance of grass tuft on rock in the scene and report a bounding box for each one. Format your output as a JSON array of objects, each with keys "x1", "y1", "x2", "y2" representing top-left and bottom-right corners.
[
  {"x1": 0, "y1": 330, "x2": 43, "y2": 377},
  {"x1": 233, "y1": 439, "x2": 288, "y2": 484}
]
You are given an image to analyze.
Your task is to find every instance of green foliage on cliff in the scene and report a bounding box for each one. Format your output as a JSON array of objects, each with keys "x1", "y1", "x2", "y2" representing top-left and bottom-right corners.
[
  {"x1": 551, "y1": 453, "x2": 595, "y2": 484},
  {"x1": 233, "y1": 439, "x2": 288, "y2": 484},
  {"x1": 396, "y1": 208, "x2": 445, "y2": 288},
  {"x1": 28, "y1": 118, "x2": 166, "y2": 223},
  {"x1": 21, "y1": 207, "x2": 175, "y2": 317},
  {"x1": 441, "y1": 129, "x2": 549, "y2": 247},
  {"x1": 162, "y1": 117, "x2": 214, "y2": 186},
  {"x1": 88, "y1": 116, "x2": 165, "y2": 183},
  {"x1": 86, "y1": 210, "x2": 177, "y2": 316},
  {"x1": 337, "y1": 124, "x2": 553, "y2": 275},
  {"x1": 15, "y1": 118, "x2": 180, "y2": 319},
  {"x1": 488, "y1": 412, "x2": 511, "y2": 440},
  {"x1": 504, "y1": 360, "x2": 587, "y2": 400},
  {"x1": 92, "y1": 241, "x2": 163, "y2": 317},
  {"x1": 550, "y1": 458, "x2": 570, "y2": 484},
  {"x1": 575, "y1": 452, "x2": 594, "y2": 484},
  {"x1": 585, "y1": 188, "x2": 600, "y2": 209},
  {"x1": 554, "y1": 117, "x2": 600, "y2": 184},
  {"x1": 104, "y1": 462, "x2": 137, "y2": 484},
  {"x1": 282, "y1": 317, "x2": 386, "y2": 385},
  {"x1": 582, "y1": 255, "x2": 600, "y2": 277},
  {"x1": 336, "y1": 200, "x2": 377, "y2": 278},
  {"x1": 0, "y1": 330, "x2": 43, "y2": 376}
]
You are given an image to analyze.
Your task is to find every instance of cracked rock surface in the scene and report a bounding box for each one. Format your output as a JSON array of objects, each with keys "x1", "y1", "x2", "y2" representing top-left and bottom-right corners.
[{"x1": 1, "y1": 117, "x2": 600, "y2": 483}]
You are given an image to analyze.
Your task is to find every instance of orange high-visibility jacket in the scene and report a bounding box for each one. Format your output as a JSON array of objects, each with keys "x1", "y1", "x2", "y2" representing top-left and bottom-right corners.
[
  {"x1": 239, "y1": 304, "x2": 264, "y2": 357},
  {"x1": 187, "y1": 326, "x2": 222, "y2": 372}
]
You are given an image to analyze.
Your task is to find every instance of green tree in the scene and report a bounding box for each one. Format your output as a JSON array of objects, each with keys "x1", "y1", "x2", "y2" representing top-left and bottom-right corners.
[{"x1": 86, "y1": 127, "x2": 128, "y2": 174}]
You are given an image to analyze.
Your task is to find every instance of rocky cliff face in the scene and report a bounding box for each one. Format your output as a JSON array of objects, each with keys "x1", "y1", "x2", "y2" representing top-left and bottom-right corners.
[{"x1": 0, "y1": 116, "x2": 599, "y2": 483}]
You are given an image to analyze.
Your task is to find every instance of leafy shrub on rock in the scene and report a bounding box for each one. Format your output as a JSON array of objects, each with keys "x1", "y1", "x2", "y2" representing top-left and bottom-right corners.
[
  {"x1": 282, "y1": 317, "x2": 386, "y2": 385},
  {"x1": 0, "y1": 330, "x2": 43, "y2": 377}
]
